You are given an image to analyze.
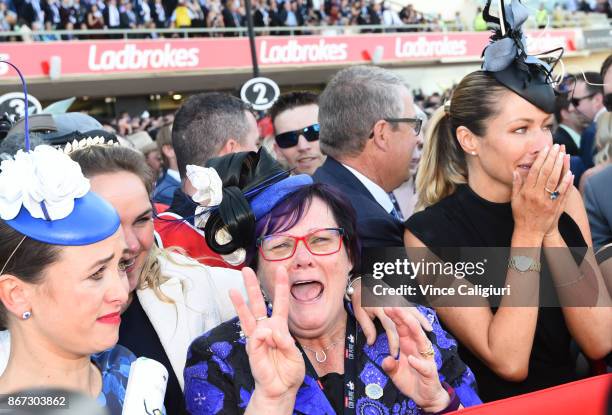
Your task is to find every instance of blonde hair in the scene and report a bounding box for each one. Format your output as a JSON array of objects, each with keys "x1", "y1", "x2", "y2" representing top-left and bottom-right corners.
[
  {"x1": 415, "y1": 107, "x2": 467, "y2": 211},
  {"x1": 137, "y1": 245, "x2": 172, "y2": 303},
  {"x1": 415, "y1": 71, "x2": 508, "y2": 211},
  {"x1": 594, "y1": 112, "x2": 612, "y2": 165},
  {"x1": 137, "y1": 244, "x2": 202, "y2": 304}
]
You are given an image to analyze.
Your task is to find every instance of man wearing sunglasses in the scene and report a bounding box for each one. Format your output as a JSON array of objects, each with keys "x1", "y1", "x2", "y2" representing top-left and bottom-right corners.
[
  {"x1": 314, "y1": 65, "x2": 421, "y2": 249},
  {"x1": 553, "y1": 93, "x2": 584, "y2": 156},
  {"x1": 580, "y1": 54, "x2": 612, "y2": 250},
  {"x1": 572, "y1": 72, "x2": 605, "y2": 174},
  {"x1": 269, "y1": 91, "x2": 326, "y2": 175}
]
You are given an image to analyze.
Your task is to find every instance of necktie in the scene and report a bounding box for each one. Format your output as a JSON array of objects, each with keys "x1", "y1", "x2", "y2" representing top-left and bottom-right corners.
[{"x1": 388, "y1": 192, "x2": 404, "y2": 221}]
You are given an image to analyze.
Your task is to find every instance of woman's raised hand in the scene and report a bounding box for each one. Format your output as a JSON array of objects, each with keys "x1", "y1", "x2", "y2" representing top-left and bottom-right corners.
[
  {"x1": 229, "y1": 267, "x2": 305, "y2": 406},
  {"x1": 380, "y1": 308, "x2": 451, "y2": 413},
  {"x1": 511, "y1": 144, "x2": 574, "y2": 240},
  {"x1": 350, "y1": 279, "x2": 433, "y2": 358}
]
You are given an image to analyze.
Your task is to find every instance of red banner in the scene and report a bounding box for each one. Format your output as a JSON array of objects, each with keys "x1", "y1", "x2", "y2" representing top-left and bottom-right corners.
[{"x1": 0, "y1": 30, "x2": 578, "y2": 79}]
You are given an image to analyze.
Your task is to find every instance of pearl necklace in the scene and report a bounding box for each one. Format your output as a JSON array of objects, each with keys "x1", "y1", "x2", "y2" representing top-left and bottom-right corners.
[{"x1": 300, "y1": 339, "x2": 343, "y2": 363}]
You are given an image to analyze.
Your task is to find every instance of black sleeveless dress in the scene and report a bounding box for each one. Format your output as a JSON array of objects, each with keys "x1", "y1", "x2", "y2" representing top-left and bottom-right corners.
[{"x1": 404, "y1": 184, "x2": 586, "y2": 402}]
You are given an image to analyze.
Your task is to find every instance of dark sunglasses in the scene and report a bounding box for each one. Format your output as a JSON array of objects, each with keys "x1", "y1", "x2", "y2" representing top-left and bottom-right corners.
[
  {"x1": 570, "y1": 92, "x2": 596, "y2": 108},
  {"x1": 604, "y1": 93, "x2": 612, "y2": 112},
  {"x1": 274, "y1": 123, "x2": 320, "y2": 149}
]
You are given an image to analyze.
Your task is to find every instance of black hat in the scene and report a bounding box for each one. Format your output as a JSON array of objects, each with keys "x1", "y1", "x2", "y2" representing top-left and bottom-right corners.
[{"x1": 481, "y1": 0, "x2": 561, "y2": 114}]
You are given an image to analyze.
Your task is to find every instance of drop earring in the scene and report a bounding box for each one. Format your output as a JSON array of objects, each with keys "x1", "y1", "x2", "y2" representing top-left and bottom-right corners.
[{"x1": 22, "y1": 311, "x2": 31, "y2": 320}]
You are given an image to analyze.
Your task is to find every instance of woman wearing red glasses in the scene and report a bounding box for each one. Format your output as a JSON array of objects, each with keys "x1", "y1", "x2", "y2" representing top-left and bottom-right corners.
[{"x1": 183, "y1": 151, "x2": 481, "y2": 414}]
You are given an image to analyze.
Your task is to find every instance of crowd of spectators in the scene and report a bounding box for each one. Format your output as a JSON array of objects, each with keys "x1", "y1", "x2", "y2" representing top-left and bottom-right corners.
[
  {"x1": 0, "y1": 0, "x2": 449, "y2": 40},
  {"x1": 0, "y1": 0, "x2": 609, "y2": 41}
]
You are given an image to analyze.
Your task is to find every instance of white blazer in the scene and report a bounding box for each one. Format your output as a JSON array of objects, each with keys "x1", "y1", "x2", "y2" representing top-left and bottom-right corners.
[{"x1": 137, "y1": 252, "x2": 245, "y2": 390}]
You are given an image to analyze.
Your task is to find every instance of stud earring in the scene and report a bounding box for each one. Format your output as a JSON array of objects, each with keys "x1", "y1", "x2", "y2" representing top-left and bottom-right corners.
[
  {"x1": 471, "y1": 151, "x2": 477, "y2": 156},
  {"x1": 22, "y1": 311, "x2": 31, "y2": 320}
]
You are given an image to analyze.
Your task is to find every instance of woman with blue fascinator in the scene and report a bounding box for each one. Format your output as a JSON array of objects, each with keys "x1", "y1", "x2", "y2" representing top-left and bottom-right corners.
[
  {"x1": 184, "y1": 149, "x2": 481, "y2": 414},
  {"x1": 0, "y1": 63, "x2": 142, "y2": 414},
  {"x1": 404, "y1": 0, "x2": 611, "y2": 402}
]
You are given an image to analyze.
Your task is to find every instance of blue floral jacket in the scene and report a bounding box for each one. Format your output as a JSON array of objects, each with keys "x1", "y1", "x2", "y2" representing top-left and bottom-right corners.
[
  {"x1": 184, "y1": 304, "x2": 481, "y2": 414},
  {"x1": 92, "y1": 345, "x2": 136, "y2": 414}
]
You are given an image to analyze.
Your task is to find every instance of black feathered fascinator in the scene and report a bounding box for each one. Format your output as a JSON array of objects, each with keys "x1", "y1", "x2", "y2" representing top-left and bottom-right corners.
[{"x1": 481, "y1": 0, "x2": 563, "y2": 113}]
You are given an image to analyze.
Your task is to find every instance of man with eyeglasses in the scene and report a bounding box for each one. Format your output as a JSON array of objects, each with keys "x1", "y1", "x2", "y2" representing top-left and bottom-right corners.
[
  {"x1": 314, "y1": 65, "x2": 421, "y2": 248},
  {"x1": 268, "y1": 91, "x2": 326, "y2": 175}
]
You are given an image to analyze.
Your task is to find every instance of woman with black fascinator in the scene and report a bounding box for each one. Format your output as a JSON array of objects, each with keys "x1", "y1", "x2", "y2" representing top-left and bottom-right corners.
[{"x1": 404, "y1": 0, "x2": 611, "y2": 402}]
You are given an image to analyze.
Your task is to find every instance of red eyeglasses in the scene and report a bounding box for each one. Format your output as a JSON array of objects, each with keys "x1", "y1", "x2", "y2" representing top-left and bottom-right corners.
[{"x1": 257, "y1": 228, "x2": 344, "y2": 261}]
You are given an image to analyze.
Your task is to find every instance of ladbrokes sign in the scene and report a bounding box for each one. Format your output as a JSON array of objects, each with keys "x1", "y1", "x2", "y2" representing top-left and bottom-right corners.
[
  {"x1": 0, "y1": 30, "x2": 578, "y2": 78},
  {"x1": 88, "y1": 43, "x2": 200, "y2": 71}
]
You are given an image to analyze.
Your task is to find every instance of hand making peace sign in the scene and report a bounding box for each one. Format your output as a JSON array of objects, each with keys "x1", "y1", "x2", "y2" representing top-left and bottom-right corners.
[{"x1": 229, "y1": 267, "x2": 305, "y2": 403}]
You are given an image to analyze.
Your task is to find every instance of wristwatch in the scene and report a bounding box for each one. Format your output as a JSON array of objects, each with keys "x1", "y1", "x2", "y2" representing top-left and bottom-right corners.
[{"x1": 508, "y1": 255, "x2": 541, "y2": 273}]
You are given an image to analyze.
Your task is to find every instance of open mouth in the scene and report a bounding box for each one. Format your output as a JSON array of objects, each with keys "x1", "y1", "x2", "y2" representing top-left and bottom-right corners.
[
  {"x1": 290, "y1": 280, "x2": 324, "y2": 303},
  {"x1": 517, "y1": 164, "x2": 532, "y2": 171}
]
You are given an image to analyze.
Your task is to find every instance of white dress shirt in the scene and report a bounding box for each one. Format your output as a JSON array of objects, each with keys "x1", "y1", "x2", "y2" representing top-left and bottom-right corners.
[{"x1": 342, "y1": 163, "x2": 394, "y2": 214}]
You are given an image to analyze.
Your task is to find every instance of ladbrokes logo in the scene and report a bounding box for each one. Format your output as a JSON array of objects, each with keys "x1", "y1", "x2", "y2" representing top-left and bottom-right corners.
[
  {"x1": 394, "y1": 36, "x2": 467, "y2": 59},
  {"x1": 260, "y1": 39, "x2": 348, "y2": 64},
  {"x1": 88, "y1": 43, "x2": 199, "y2": 71}
]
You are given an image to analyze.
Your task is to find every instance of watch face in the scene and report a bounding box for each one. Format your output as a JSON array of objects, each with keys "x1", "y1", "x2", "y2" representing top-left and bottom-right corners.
[{"x1": 515, "y1": 256, "x2": 532, "y2": 272}]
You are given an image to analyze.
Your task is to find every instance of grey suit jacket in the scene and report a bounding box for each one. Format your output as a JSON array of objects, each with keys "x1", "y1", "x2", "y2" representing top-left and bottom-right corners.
[{"x1": 583, "y1": 164, "x2": 612, "y2": 250}]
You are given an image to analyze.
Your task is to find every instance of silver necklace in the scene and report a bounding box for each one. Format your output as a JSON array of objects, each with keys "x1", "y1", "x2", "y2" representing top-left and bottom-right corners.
[{"x1": 300, "y1": 339, "x2": 343, "y2": 363}]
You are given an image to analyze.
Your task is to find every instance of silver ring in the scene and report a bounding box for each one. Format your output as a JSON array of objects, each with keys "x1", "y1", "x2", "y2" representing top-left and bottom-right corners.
[
  {"x1": 545, "y1": 188, "x2": 560, "y2": 200},
  {"x1": 255, "y1": 316, "x2": 267, "y2": 321}
]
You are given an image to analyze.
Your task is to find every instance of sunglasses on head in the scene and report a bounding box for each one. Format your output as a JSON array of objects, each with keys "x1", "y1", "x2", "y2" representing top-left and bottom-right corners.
[{"x1": 274, "y1": 123, "x2": 320, "y2": 149}]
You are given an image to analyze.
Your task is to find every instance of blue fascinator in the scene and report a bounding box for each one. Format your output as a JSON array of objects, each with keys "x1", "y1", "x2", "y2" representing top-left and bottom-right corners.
[
  {"x1": 0, "y1": 61, "x2": 120, "y2": 247},
  {"x1": 481, "y1": 0, "x2": 562, "y2": 113},
  {"x1": 250, "y1": 174, "x2": 312, "y2": 220}
]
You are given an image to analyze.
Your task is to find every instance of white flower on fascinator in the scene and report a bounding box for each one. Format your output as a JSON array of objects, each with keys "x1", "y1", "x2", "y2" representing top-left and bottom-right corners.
[
  {"x1": 0, "y1": 145, "x2": 90, "y2": 221},
  {"x1": 187, "y1": 165, "x2": 223, "y2": 207}
]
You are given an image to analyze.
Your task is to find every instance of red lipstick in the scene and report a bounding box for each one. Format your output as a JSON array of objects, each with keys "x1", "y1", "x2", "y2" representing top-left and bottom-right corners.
[{"x1": 97, "y1": 312, "x2": 121, "y2": 324}]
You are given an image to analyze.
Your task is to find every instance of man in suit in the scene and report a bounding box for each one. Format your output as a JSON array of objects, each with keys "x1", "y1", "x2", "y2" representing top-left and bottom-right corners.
[
  {"x1": 571, "y1": 72, "x2": 605, "y2": 181},
  {"x1": 152, "y1": 124, "x2": 180, "y2": 206},
  {"x1": 553, "y1": 93, "x2": 584, "y2": 156},
  {"x1": 222, "y1": 0, "x2": 243, "y2": 34},
  {"x1": 252, "y1": 0, "x2": 269, "y2": 27},
  {"x1": 314, "y1": 65, "x2": 420, "y2": 248},
  {"x1": 583, "y1": 164, "x2": 612, "y2": 250},
  {"x1": 103, "y1": 0, "x2": 121, "y2": 29}
]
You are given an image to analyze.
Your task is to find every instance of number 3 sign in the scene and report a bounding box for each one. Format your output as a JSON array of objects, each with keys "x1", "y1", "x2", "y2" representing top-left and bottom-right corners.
[
  {"x1": 240, "y1": 77, "x2": 280, "y2": 111},
  {"x1": 0, "y1": 92, "x2": 42, "y2": 121}
]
